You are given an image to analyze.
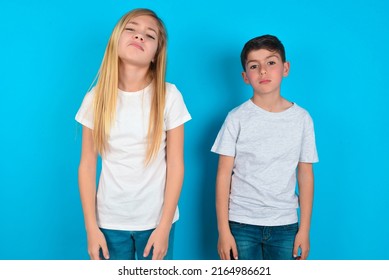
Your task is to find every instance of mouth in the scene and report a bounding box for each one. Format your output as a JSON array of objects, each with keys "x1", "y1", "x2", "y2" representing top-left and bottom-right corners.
[
  {"x1": 259, "y1": 79, "x2": 271, "y2": 84},
  {"x1": 129, "y1": 43, "x2": 144, "y2": 51}
]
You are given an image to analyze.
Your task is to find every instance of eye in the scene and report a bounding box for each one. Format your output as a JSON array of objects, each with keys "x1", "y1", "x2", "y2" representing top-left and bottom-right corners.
[
  {"x1": 146, "y1": 34, "x2": 156, "y2": 40},
  {"x1": 249, "y1": 64, "x2": 258, "y2": 70},
  {"x1": 267, "y1": 61, "x2": 276, "y2": 65},
  {"x1": 125, "y1": 28, "x2": 135, "y2": 32}
]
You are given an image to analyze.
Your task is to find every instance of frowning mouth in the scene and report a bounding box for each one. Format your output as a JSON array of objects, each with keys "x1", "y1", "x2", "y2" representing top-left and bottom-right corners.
[{"x1": 129, "y1": 43, "x2": 144, "y2": 51}]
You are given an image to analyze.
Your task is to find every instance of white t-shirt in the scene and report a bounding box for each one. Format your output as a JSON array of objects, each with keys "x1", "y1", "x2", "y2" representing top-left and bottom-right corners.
[
  {"x1": 75, "y1": 82, "x2": 191, "y2": 230},
  {"x1": 211, "y1": 100, "x2": 318, "y2": 226}
]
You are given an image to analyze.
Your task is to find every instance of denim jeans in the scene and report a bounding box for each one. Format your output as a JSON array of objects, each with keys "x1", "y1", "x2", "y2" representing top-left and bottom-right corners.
[
  {"x1": 229, "y1": 221, "x2": 298, "y2": 260},
  {"x1": 99, "y1": 223, "x2": 175, "y2": 260}
]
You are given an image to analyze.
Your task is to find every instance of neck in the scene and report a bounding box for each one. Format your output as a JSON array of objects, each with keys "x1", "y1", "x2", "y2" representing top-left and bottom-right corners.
[
  {"x1": 118, "y1": 63, "x2": 150, "y2": 92},
  {"x1": 251, "y1": 93, "x2": 290, "y2": 112}
]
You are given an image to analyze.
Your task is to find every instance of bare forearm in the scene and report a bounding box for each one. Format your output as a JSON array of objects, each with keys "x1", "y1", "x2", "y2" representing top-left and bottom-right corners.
[
  {"x1": 299, "y1": 190, "x2": 313, "y2": 232},
  {"x1": 78, "y1": 126, "x2": 99, "y2": 232},
  {"x1": 159, "y1": 162, "x2": 184, "y2": 229},
  {"x1": 216, "y1": 155, "x2": 234, "y2": 234},
  {"x1": 298, "y1": 164, "x2": 314, "y2": 232},
  {"x1": 159, "y1": 125, "x2": 186, "y2": 230},
  {"x1": 216, "y1": 175, "x2": 231, "y2": 233},
  {"x1": 78, "y1": 163, "x2": 98, "y2": 231}
]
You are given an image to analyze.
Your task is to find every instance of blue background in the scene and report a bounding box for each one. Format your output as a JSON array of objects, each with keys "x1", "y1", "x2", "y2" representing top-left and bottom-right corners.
[{"x1": 1, "y1": 0, "x2": 388, "y2": 260}]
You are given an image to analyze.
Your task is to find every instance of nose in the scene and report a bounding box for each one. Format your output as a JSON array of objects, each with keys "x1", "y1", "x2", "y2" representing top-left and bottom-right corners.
[
  {"x1": 260, "y1": 67, "x2": 267, "y2": 75},
  {"x1": 134, "y1": 34, "x2": 144, "y2": 42}
]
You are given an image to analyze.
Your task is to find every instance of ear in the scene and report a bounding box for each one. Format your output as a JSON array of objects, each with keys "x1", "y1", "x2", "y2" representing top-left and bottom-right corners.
[
  {"x1": 283, "y1": 61, "x2": 290, "y2": 77},
  {"x1": 242, "y1": 71, "x2": 250, "y2": 84}
]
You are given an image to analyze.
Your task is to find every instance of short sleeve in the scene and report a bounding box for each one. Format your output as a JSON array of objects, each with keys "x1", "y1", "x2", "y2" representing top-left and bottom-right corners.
[
  {"x1": 164, "y1": 84, "x2": 191, "y2": 130},
  {"x1": 299, "y1": 113, "x2": 319, "y2": 163},
  {"x1": 75, "y1": 89, "x2": 94, "y2": 129},
  {"x1": 211, "y1": 112, "x2": 239, "y2": 157}
]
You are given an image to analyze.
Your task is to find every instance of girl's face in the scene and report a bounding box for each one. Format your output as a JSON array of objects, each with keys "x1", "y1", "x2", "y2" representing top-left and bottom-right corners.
[{"x1": 118, "y1": 15, "x2": 159, "y2": 68}]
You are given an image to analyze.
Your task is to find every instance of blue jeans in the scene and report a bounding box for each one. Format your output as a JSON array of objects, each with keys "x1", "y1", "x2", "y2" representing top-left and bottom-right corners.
[
  {"x1": 99, "y1": 223, "x2": 175, "y2": 260},
  {"x1": 229, "y1": 221, "x2": 298, "y2": 260}
]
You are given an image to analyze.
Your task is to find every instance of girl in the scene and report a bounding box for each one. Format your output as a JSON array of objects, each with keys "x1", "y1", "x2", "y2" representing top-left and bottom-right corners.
[{"x1": 76, "y1": 8, "x2": 191, "y2": 260}]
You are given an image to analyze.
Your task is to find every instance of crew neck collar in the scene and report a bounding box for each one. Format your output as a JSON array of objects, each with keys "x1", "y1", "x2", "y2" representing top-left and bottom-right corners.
[
  {"x1": 118, "y1": 82, "x2": 152, "y2": 95},
  {"x1": 248, "y1": 99, "x2": 296, "y2": 116}
]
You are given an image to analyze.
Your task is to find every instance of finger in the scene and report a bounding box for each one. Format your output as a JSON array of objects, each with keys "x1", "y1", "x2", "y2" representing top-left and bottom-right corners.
[
  {"x1": 217, "y1": 246, "x2": 223, "y2": 260},
  {"x1": 225, "y1": 250, "x2": 231, "y2": 260},
  {"x1": 219, "y1": 249, "x2": 226, "y2": 260},
  {"x1": 89, "y1": 247, "x2": 101, "y2": 260},
  {"x1": 152, "y1": 249, "x2": 165, "y2": 260},
  {"x1": 152, "y1": 249, "x2": 160, "y2": 260},
  {"x1": 222, "y1": 248, "x2": 231, "y2": 260},
  {"x1": 143, "y1": 241, "x2": 152, "y2": 258},
  {"x1": 88, "y1": 251, "x2": 96, "y2": 260},
  {"x1": 217, "y1": 249, "x2": 223, "y2": 260},
  {"x1": 293, "y1": 243, "x2": 299, "y2": 259},
  {"x1": 100, "y1": 241, "x2": 110, "y2": 260},
  {"x1": 151, "y1": 245, "x2": 165, "y2": 260}
]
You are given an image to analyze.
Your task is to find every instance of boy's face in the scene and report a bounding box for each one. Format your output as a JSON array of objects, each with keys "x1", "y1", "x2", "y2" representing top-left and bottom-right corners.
[{"x1": 242, "y1": 49, "x2": 290, "y2": 96}]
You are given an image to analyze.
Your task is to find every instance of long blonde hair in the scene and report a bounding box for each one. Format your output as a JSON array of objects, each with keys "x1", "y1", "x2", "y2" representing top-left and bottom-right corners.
[{"x1": 92, "y1": 8, "x2": 167, "y2": 164}]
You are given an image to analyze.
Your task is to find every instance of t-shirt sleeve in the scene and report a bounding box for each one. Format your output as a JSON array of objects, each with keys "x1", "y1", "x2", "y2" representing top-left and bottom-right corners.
[
  {"x1": 75, "y1": 90, "x2": 94, "y2": 129},
  {"x1": 211, "y1": 112, "x2": 239, "y2": 157},
  {"x1": 164, "y1": 84, "x2": 192, "y2": 130},
  {"x1": 299, "y1": 113, "x2": 319, "y2": 163}
]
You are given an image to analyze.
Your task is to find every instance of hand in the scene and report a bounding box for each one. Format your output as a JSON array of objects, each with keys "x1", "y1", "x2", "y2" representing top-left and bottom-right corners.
[
  {"x1": 218, "y1": 231, "x2": 238, "y2": 260},
  {"x1": 293, "y1": 229, "x2": 310, "y2": 260},
  {"x1": 143, "y1": 226, "x2": 170, "y2": 260},
  {"x1": 87, "y1": 227, "x2": 109, "y2": 260}
]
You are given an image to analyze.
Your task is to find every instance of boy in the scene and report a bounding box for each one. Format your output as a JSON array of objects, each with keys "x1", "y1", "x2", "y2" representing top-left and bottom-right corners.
[{"x1": 211, "y1": 35, "x2": 318, "y2": 260}]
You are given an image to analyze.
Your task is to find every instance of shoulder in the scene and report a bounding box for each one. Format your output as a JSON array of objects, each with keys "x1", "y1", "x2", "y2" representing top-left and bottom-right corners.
[
  {"x1": 226, "y1": 100, "x2": 252, "y2": 119},
  {"x1": 163, "y1": 82, "x2": 191, "y2": 127},
  {"x1": 83, "y1": 87, "x2": 96, "y2": 101},
  {"x1": 293, "y1": 103, "x2": 309, "y2": 114},
  {"x1": 78, "y1": 87, "x2": 96, "y2": 108},
  {"x1": 292, "y1": 103, "x2": 315, "y2": 125},
  {"x1": 165, "y1": 82, "x2": 183, "y2": 101},
  {"x1": 164, "y1": 82, "x2": 191, "y2": 111},
  {"x1": 217, "y1": 101, "x2": 251, "y2": 131},
  {"x1": 164, "y1": 82, "x2": 190, "y2": 111},
  {"x1": 291, "y1": 103, "x2": 311, "y2": 117},
  {"x1": 75, "y1": 87, "x2": 96, "y2": 128},
  {"x1": 165, "y1": 82, "x2": 180, "y2": 95}
]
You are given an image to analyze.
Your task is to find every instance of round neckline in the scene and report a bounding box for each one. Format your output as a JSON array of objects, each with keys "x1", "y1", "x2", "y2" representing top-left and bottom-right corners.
[
  {"x1": 118, "y1": 82, "x2": 152, "y2": 95},
  {"x1": 248, "y1": 99, "x2": 296, "y2": 116}
]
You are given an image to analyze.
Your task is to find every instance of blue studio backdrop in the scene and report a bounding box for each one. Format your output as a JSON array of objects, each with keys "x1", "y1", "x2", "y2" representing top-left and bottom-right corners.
[{"x1": 1, "y1": 0, "x2": 388, "y2": 260}]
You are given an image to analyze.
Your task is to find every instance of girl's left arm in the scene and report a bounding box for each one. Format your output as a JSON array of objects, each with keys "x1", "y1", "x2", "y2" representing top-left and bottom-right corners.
[
  {"x1": 294, "y1": 162, "x2": 314, "y2": 260},
  {"x1": 144, "y1": 124, "x2": 185, "y2": 260}
]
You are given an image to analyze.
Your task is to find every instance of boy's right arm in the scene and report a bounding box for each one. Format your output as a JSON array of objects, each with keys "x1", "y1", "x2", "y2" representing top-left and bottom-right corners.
[
  {"x1": 78, "y1": 126, "x2": 109, "y2": 260},
  {"x1": 216, "y1": 155, "x2": 238, "y2": 260}
]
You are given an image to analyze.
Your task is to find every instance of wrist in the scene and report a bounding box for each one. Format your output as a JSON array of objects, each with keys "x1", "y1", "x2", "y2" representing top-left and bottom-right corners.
[
  {"x1": 85, "y1": 222, "x2": 99, "y2": 233},
  {"x1": 298, "y1": 225, "x2": 310, "y2": 234},
  {"x1": 218, "y1": 224, "x2": 232, "y2": 235},
  {"x1": 157, "y1": 220, "x2": 173, "y2": 232}
]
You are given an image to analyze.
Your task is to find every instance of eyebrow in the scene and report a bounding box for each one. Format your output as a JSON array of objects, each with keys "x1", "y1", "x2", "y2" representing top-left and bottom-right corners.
[
  {"x1": 127, "y1": 21, "x2": 158, "y2": 35},
  {"x1": 246, "y1": 54, "x2": 281, "y2": 65}
]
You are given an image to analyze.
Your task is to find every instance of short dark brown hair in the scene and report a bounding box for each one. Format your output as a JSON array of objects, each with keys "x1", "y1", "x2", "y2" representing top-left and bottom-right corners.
[{"x1": 240, "y1": 35, "x2": 286, "y2": 70}]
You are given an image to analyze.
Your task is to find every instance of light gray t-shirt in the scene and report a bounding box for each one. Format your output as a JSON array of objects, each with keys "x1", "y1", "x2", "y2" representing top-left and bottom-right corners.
[{"x1": 211, "y1": 100, "x2": 318, "y2": 226}]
